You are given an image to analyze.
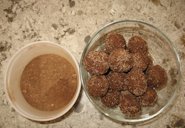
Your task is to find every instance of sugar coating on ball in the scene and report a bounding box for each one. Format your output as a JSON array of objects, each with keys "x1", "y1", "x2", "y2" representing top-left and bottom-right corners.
[
  {"x1": 132, "y1": 52, "x2": 151, "y2": 71},
  {"x1": 101, "y1": 90, "x2": 120, "y2": 108},
  {"x1": 83, "y1": 51, "x2": 109, "y2": 75},
  {"x1": 105, "y1": 33, "x2": 126, "y2": 53},
  {"x1": 126, "y1": 69, "x2": 147, "y2": 96},
  {"x1": 109, "y1": 49, "x2": 133, "y2": 72},
  {"x1": 119, "y1": 91, "x2": 141, "y2": 116},
  {"x1": 87, "y1": 75, "x2": 109, "y2": 97},
  {"x1": 147, "y1": 65, "x2": 168, "y2": 90},
  {"x1": 107, "y1": 72, "x2": 127, "y2": 91},
  {"x1": 128, "y1": 36, "x2": 148, "y2": 54},
  {"x1": 138, "y1": 87, "x2": 158, "y2": 107}
]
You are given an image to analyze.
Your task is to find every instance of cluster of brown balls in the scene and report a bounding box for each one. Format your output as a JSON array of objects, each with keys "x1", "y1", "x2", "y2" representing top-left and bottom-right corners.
[{"x1": 83, "y1": 33, "x2": 168, "y2": 116}]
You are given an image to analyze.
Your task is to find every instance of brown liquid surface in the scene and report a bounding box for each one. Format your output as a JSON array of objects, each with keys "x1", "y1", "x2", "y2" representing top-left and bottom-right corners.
[{"x1": 20, "y1": 54, "x2": 77, "y2": 111}]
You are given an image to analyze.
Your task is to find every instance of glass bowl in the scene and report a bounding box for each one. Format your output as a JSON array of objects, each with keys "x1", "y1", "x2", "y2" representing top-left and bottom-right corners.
[{"x1": 80, "y1": 20, "x2": 181, "y2": 123}]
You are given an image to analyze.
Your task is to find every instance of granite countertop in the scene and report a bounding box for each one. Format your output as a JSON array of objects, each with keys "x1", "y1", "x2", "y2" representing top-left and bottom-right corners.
[{"x1": 0, "y1": 0, "x2": 185, "y2": 127}]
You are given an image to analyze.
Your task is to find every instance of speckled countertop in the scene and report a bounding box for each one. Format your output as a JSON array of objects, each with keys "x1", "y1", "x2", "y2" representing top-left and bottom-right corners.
[{"x1": 0, "y1": 0, "x2": 185, "y2": 128}]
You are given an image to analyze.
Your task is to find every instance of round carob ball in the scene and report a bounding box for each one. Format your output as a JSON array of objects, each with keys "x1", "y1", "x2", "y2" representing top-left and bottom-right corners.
[
  {"x1": 147, "y1": 65, "x2": 168, "y2": 90},
  {"x1": 105, "y1": 33, "x2": 126, "y2": 53},
  {"x1": 87, "y1": 75, "x2": 109, "y2": 97},
  {"x1": 101, "y1": 90, "x2": 120, "y2": 108},
  {"x1": 119, "y1": 91, "x2": 141, "y2": 116},
  {"x1": 109, "y1": 49, "x2": 133, "y2": 72},
  {"x1": 128, "y1": 36, "x2": 148, "y2": 54},
  {"x1": 107, "y1": 72, "x2": 127, "y2": 91},
  {"x1": 83, "y1": 51, "x2": 109, "y2": 75},
  {"x1": 126, "y1": 69, "x2": 147, "y2": 96},
  {"x1": 139, "y1": 87, "x2": 158, "y2": 107},
  {"x1": 132, "y1": 52, "x2": 151, "y2": 71}
]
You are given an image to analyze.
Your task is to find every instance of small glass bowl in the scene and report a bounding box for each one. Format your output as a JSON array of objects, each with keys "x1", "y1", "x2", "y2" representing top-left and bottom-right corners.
[{"x1": 80, "y1": 20, "x2": 181, "y2": 123}]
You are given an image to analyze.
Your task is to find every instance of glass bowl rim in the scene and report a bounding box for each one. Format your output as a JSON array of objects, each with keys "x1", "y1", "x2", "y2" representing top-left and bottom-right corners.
[{"x1": 80, "y1": 19, "x2": 182, "y2": 123}]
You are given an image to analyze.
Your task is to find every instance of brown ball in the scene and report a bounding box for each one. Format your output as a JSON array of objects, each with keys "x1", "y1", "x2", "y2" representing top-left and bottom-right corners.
[
  {"x1": 138, "y1": 87, "x2": 158, "y2": 107},
  {"x1": 128, "y1": 36, "x2": 148, "y2": 54},
  {"x1": 107, "y1": 72, "x2": 127, "y2": 91},
  {"x1": 108, "y1": 49, "x2": 133, "y2": 72},
  {"x1": 126, "y1": 69, "x2": 147, "y2": 96},
  {"x1": 101, "y1": 90, "x2": 120, "y2": 108},
  {"x1": 132, "y1": 52, "x2": 151, "y2": 71},
  {"x1": 147, "y1": 65, "x2": 168, "y2": 90},
  {"x1": 105, "y1": 33, "x2": 126, "y2": 53},
  {"x1": 119, "y1": 91, "x2": 141, "y2": 116},
  {"x1": 83, "y1": 51, "x2": 109, "y2": 75},
  {"x1": 87, "y1": 75, "x2": 109, "y2": 97}
]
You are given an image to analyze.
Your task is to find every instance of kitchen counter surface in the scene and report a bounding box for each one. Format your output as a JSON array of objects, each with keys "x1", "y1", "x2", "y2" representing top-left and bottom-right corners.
[{"x1": 0, "y1": 0, "x2": 185, "y2": 127}]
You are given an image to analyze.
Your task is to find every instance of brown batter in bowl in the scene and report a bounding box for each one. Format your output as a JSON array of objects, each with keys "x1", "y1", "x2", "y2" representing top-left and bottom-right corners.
[{"x1": 20, "y1": 54, "x2": 77, "y2": 111}]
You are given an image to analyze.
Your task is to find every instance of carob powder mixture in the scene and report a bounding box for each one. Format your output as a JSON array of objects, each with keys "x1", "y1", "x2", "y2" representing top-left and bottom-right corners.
[{"x1": 20, "y1": 54, "x2": 77, "y2": 111}]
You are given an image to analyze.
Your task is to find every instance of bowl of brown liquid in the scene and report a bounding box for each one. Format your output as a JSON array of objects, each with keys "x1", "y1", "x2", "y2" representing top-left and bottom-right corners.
[{"x1": 4, "y1": 41, "x2": 81, "y2": 121}]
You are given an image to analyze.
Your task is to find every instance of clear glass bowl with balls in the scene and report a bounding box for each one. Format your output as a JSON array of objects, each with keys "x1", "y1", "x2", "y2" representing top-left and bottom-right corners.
[{"x1": 80, "y1": 20, "x2": 181, "y2": 123}]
